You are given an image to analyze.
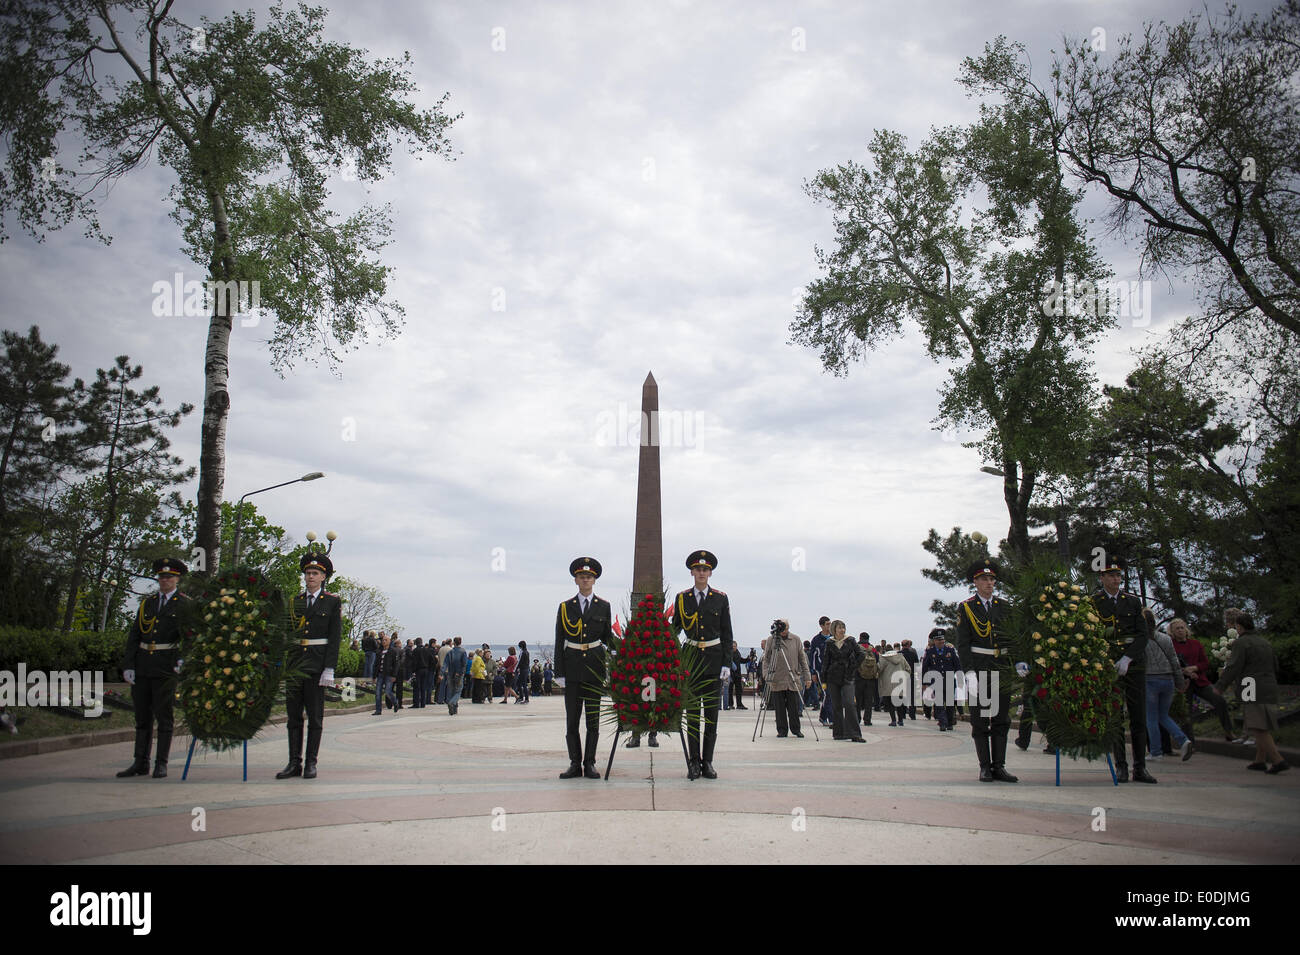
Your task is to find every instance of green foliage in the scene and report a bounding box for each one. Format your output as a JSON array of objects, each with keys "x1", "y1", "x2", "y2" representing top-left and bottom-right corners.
[
  {"x1": 0, "y1": 626, "x2": 126, "y2": 673},
  {"x1": 335, "y1": 646, "x2": 362, "y2": 679},
  {"x1": 1269, "y1": 634, "x2": 1300, "y2": 685}
]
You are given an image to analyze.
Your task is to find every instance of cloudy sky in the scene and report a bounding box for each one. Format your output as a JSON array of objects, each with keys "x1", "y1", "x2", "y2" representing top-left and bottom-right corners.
[{"x1": 2, "y1": 0, "x2": 1250, "y2": 652}]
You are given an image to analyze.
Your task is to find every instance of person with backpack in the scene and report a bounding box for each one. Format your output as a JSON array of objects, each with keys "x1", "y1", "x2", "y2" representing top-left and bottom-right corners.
[{"x1": 855, "y1": 633, "x2": 879, "y2": 726}]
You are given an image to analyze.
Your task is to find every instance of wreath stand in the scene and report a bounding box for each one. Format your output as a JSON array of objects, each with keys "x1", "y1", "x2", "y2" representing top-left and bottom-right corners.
[
  {"x1": 1047, "y1": 747, "x2": 1120, "y2": 786},
  {"x1": 605, "y1": 704, "x2": 706, "y2": 780},
  {"x1": 181, "y1": 737, "x2": 249, "y2": 782}
]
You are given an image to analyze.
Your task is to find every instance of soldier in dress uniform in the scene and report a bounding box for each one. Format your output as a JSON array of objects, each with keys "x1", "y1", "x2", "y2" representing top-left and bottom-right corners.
[
  {"x1": 277, "y1": 549, "x2": 342, "y2": 780},
  {"x1": 1093, "y1": 555, "x2": 1156, "y2": 784},
  {"x1": 672, "y1": 550, "x2": 733, "y2": 781},
  {"x1": 554, "y1": 557, "x2": 614, "y2": 780},
  {"x1": 117, "y1": 557, "x2": 190, "y2": 778},
  {"x1": 954, "y1": 560, "x2": 1021, "y2": 782}
]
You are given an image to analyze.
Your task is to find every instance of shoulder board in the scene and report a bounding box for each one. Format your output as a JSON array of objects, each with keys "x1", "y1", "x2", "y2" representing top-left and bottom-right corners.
[
  {"x1": 592, "y1": 596, "x2": 606, "y2": 603},
  {"x1": 965, "y1": 595, "x2": 980, "y2": 604},
  {"x1": 175, "y1": 592, "x2": 191, "y2": 600},
  {"x1": 322, "y1": 590, "x2": 336, "y2": 597},
  {"x1": 676, "y1": 589, "x2": 691, "y2": 597},
  {"x1": 710, "y1": 588, "x2": 726, "y2": 596}
]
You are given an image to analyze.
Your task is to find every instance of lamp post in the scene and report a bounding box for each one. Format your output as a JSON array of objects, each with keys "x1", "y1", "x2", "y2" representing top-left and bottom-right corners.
[
  {"x1": 229, "y1": 472, "x2": 325, "y2": 569},
  {"x1": 980, "y1": 466, "x2": 1071, "y2": 563}
]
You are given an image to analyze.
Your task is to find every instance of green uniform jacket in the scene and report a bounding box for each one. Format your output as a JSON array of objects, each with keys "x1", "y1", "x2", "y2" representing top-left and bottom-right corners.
[
  {"x1": 287, "y1": 591, "x2": 343, "y2": 676},
  {"x1": 671, "y1": 588, "x2": 733, "y2": 679},
  {"x1": 1091, "y1": 589, "x2": 1150, "y2": 669},
  {"x1": 553, "y1": 594, "x2": 613, "y2": 685},
  {"x1": 122, "y1": 591, "x2": 190, "y2": 679},
  {"x1": 954, "y1": 594, "x2": 1014, "y2": 676}
]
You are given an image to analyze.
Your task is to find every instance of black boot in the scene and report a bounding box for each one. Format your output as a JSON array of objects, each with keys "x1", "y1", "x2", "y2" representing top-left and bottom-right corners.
[
  {"x1": 990, "y1": 736, "x2": 1017, "y2": 782},
  {"x1": 625, "y1": 734, "x2": 641, "y2": 748},
  {"x1": 116, "y1": 760, "x2": 149, "y2": 778},
  {"x1": 583, "y1": 762, "x2": 601, "y2": 780},
  {"x1": 151, "y1": 760, "x2": 168, "y2": 778},
  {"x1": 302, "y1": 759, "x2": 318, "y2": 779},
  {"x1": 700, "y1": 761, "x2": 718, "y2": 779},
  {"x1": 276, "y1": 761, "x2": 302, "y2": 779},
  {"x1": 1114, "y1": 760, "x2": 1129, "y2": 783},
  {"x1": 648, "y1": 732, "x2": 659, "y2": 747},
  {"x1": 1131, "y1": 764, "x2": 1158, "y2": 784},
  {"x1": 974, "y1": 733, "x2": 992, "y2": 781},
  {"x1": 559, "y1": 763, "x2": 582, "y2": 779},
  {"x1": 687, "y1": 758, "x2": 701, "y2": 780}
]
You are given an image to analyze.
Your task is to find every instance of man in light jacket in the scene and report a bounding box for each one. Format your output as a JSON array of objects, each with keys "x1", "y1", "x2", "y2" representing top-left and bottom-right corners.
[{"x1": 765, "y1": 619, "x2": 811, "y2": 738}]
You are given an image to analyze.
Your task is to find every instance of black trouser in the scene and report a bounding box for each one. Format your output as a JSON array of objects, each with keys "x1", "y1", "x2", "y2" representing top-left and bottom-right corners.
[
  {"x1": 856, "y1": 677, "x2": 875, "y2": 723},
  {"x1": 1016, "y1": 683, "x2": 1047, "y2": 745},
  {"x1": 687, "y1": 697, "x2": 720, "y2": 762},
  {"x1": 413, "y1": 669, "x2": 428, "y2": 707},
  {"x1": 1183, "y1": 683, "x2": 1234, "y2": 740},
  {"x1": 1115, "y1": 667, "x2": 1148, "y2": 769},
  {"x1": 563, "y1": 681, "x2": 601, "y2": 765},
  {"x1": 518, "y1": 670, "x2": 530, "y2": 702},
  {"x1": 131, "y1": 674, "x2": 176, "y2": 764},
  {"x1": 770, "y1": 689, "x2": 802, "y2": 736},
  {"x1": 286, "y1": 675, "x2": 326, "y2": 764},
  {"x1": 970, "y1": 682, "x2": 1012, "y2": 768},
  {"x1": 827, "y1": 680, "x2": 860, "y2": 739}
]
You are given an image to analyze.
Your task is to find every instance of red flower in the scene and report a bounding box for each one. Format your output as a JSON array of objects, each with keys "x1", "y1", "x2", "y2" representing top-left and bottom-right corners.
[{"x1": 1035, "y1": 688, "x2": 1047, "y2": 699}]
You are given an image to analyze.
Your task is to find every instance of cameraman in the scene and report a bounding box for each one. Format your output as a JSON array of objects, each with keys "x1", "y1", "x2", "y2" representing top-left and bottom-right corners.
[{"x1": 766, "y1": 619, "x2": 811, "y2": 738}]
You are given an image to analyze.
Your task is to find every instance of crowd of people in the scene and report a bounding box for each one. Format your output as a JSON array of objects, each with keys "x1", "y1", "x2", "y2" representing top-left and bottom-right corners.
[{"x1": 356, "y1": 631, "x2": 557, "y2": 715}]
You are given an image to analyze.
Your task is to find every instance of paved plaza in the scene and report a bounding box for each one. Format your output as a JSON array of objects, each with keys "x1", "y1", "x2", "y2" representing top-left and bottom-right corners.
[{"x1": 1, "y1": 696, "x2": 1296, "y2": 864}]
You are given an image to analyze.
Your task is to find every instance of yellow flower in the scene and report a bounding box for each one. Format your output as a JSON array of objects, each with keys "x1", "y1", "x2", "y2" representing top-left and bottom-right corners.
[
  {"x1": 222, "y1": 667, "x2": 232, "y2": 675},
  {"x1": 1080, "y1": 659, "x2": 1089, "y2": 666},
  {"x1": 1066, "y1": 621, "x2": 1075, "y2": 629},
  {"x1": 204, "y1": 701, "x2": 213, "y2": 710},
  {"x1": 226, "y1": 700, "x2": 235, "y2": 708},
  {"x1": 1087, "y1": 613, "x2": 1099, "y2": 623},
  {"x1": 1047, "y1": 637, "x2": 1057, "y2": 645},
  {"x1": 1037, "y1": 614, "x2": 1045, "y2": 621},
  {"x1": 1071, "y1": 584, "x2": 1082, "y2": 592},
  {"x1": 228, "y1": 682, "x2": 236, "y2": 690},
  {"x1": 1039, "y1": 594, "x2": 1047, "y2": 602},
  {"x1": 191, "y1": 689, "x2": 199, "y2": 697},
  {"x1": 1056, "y1": 592, "x2": 1065, "y2": 599},
  {"x1": 1049, "y1": 650, "x2": 1059, "y2": 658},
  {"x1": 236, "y1": 691, "x2": 246, "y2": 700},
  {"x1": 1032, "y1": 632, "x2": 1042, "y2": 640},
  {"x1": 1063, "y1": 662, "x2": 1071, "y2": 670},
  {"x1": 1057, "y1": 581, "x2": 1068, "y2": 588},
  {"x1": 1094, "y1": 663, "x2": 1103, "y2": 671},
  {"x1": 242, "y1": 639, "x2": 251, "y2": 646},
  {"x1": 203, "y1": 655, "x2": 212, "y2": 663},
  {"x1": 1036, "y1": 657, "x2": 1047, "y2": 666},
  {"x1": 250, "y1": 653, "x2": 258, "y2": 660},
  {"x1": 232, "y1": 653, "x2": 241, "y2": 662},
  {"x1": 1034, "y1": 644, "x2": 1042, "y2": 652},
  {"x1": 218, "y1": 650, "x2": 227, "y2": 658},
  {"x1": 204, "y1": 613, "x2": 213, "y2": 621}
]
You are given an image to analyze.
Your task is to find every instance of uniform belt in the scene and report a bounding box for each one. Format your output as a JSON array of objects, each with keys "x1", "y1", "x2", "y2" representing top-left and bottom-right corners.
[
  {"x1": 685, "y1": 638, "x2": 722, "y2": 648},
  {"x1": 565, "y1": 640, "x2": 602, "y2": 651},
  {"x1": 971, "y1": 647, "x2": 1001, "y2": 656},
  {"x1": 298, "y1": 638, "x2": 328, "y2": 646},
  {"x1": 144, "y1": 643, "x2": 176, "y2": 651}
]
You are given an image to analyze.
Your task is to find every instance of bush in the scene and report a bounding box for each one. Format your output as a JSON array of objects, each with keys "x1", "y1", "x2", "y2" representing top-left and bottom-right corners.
[
  {"x1": 335, "y1": 646, "x2": 362, "y2": 679},
  {"x1": 0, "y1": 626, "x2": 127, "y2": 673},
  {"x1": 1268, "y1": 633, "x2": 1300, "y2": 684}
]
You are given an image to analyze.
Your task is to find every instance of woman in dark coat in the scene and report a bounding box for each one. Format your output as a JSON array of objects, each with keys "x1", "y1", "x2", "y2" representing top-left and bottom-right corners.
[{"x1": 823, "y1": 620, "x2": 866, "y2": 742}]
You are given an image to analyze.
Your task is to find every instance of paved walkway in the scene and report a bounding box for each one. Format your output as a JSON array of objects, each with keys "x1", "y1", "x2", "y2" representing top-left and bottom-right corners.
[{"x1": 1, "y1": 697, "x2": 1296, "y2": 864}]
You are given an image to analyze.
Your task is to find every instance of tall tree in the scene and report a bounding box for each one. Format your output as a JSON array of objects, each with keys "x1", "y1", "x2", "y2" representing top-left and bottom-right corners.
[
  {"x1": 57, "y1": 355, "x2": 194, "y2": 629},
  {"x1": 0, "y1": 1, "x2": 459, "y2": 570},
  {"x1": 1048, "y1": 4, "x2": 1299, "y2": 343},
  {"x1": 793, "y1": 50, "x2": 1107, "y2": 559}
]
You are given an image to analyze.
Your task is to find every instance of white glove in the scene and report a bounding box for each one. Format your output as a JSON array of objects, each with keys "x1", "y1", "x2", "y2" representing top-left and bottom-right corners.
[
  {"x1": 1015, "y1": 662, "x2": 1030, "y2": 678},
  {"x1": 1116, "y1": 656, "x2": 1131, "y2": 677},
  {"x1": 319, "y1": 667, "x2": 335, "y2": 687},
  {"x1": 964, "y1": 671, "x2": 980, "y2": 704},
  {"x1": 174, "y1": 658, "x2": 184, "y2": 674},
  {"x1": 123, "y1": 669, "x2": 135, "y2": 685}
]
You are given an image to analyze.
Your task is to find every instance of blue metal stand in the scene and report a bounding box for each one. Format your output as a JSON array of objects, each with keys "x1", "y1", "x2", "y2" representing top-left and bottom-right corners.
[
  {"x1": 180, "y1": 737, "x2": 248, "y2": 781},
  {"x1": 1106, "y1": 752, "x2": 1118, "y2": 785},
  {"x1": 1052, "y1": 748, "x2": 1118, "y2": 786}
]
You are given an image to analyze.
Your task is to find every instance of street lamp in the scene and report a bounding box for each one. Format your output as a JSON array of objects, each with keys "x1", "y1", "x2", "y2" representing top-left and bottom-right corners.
[
  {"x1": 980, "y1": 466, "x2": 1071, "y2": 563},
  {"x1": 229, "y1": 471, "x2": 325, "y2": 569}
]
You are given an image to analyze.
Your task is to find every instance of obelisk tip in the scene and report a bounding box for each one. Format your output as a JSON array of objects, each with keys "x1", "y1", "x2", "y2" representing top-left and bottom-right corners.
[{"x1": 643, "y1": 370, "x2": 656, "y2": 387}]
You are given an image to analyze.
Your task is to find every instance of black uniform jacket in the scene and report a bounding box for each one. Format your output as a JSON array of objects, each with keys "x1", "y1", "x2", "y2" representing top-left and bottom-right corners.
[
  {"x1": 1091, "y1": 588, "x2": 1150, "y2": 668},
  {"x1": 287, "y1": 591, "x2": 343, "y2": 676},
  {"x1": 553, "y1": 594, "x2": 614, "y2": 685},
  {"x1": 672, "y1": 587, "x2": 733, "y2": 679},
  {"x1": 954, "y1": 594, "x2": 1015, "y2": 676},
  {"x1": 122, "y1": 591, "x2": 191, "y2": 679}
]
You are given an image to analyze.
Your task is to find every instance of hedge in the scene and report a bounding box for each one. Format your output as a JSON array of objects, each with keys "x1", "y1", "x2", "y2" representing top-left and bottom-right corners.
[{"x1": 0, "y1": 626, "x2": 127, "y2": 674}]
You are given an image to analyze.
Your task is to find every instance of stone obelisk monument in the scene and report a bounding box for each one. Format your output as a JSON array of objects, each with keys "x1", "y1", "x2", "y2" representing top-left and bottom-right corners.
[{"x1": 631, "y1": 372, "x2": 663, "y2": 608}]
